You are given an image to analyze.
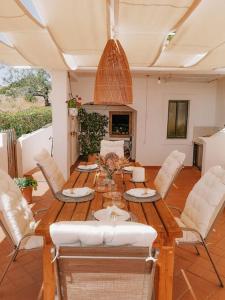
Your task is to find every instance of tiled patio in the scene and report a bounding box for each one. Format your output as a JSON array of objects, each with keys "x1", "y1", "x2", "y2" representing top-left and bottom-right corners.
[{"x1": 0, "y1": 167, "x2": 225, "y2": 299}]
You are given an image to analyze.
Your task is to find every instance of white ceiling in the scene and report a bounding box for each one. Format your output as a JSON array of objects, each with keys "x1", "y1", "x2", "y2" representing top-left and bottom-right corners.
[{"x1": 1, "y1": 0, "x2": 225, "y2": 75}]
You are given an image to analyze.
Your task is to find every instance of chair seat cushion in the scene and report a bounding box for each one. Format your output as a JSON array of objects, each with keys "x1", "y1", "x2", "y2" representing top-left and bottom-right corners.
[{"x1": 175, "y1": 217, "x2": 201, "y2": 244}]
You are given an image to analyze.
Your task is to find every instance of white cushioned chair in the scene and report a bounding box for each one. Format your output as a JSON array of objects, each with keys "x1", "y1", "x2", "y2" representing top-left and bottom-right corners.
[
  {"x1": 154, "y1": 150, "x2": 185, "y2": 199},
  {"x1": 34, "y1": 148, "x2": 65, "y2": 197},
  {"x1": 100, "y1": 140, "x2": 124, "y2": 157},
  {"x1": 50, "y1": 221, "x2": 158, "y2": 300},
  {"x1": 172, "y1": 165, "x2": 225, "y2": 287},
  {"x1": 0, "y1": 168, "x2": 43, "y2": 285}
]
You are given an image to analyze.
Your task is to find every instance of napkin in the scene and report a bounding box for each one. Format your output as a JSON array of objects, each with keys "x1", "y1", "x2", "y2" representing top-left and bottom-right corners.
[
  {"x1": 126, "y1": 188, "x2": 156, "y2": 198},
  {"x1": 62, "y1": 187, "x2": 94, "y2": 198},
  {"x1": 77, "y1": 164, "x2": 98, "y2": 170},
  {"x1": 105, "y1": 205, "x2": 127, "y2": 217}
]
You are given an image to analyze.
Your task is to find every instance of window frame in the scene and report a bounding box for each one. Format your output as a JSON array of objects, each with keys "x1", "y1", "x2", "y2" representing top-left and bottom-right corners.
[{"x1": 167, "y1": 100, "x2": 189, "y2": 139}]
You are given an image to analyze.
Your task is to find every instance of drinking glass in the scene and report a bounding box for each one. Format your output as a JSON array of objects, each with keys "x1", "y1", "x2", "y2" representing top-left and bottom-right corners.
[{"x1": 96, "y1": 176, "x2": 106, "y2": 192}]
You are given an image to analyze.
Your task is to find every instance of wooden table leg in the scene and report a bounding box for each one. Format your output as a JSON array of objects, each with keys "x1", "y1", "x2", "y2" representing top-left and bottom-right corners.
[
  {"x1": 156, "y1": 244, "x2": 175, "y2": 300},
  {"x1": 42, "y1": 240, "x2": 55, "y2": 300}
]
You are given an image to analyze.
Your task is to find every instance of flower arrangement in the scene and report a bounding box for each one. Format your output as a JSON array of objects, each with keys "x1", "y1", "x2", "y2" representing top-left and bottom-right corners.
[{"x1": 98, "y1": 152, "x2": 128, "y2": 179}]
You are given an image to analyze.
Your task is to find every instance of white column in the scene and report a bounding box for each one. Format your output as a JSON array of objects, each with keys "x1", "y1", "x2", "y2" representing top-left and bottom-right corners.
[{"x1": 49, "y1": 70, "x2": 70, "y2": 179}]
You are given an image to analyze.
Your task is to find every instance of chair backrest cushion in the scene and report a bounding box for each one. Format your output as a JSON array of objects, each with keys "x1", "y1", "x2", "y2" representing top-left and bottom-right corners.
[
  {"x1": 154, "y1": 150, "x2": 185, "y2": 199},
  {"x1": 50, "y1": 221, "x2": 157, "y2": 249},
  {"x1": 34, "y1": 148, "x2": 65, "y2": 194},
  {"x1": 181, "y1": 165, "x2": 225, "y2": 239},
  {"x1": 100, "y1": 140, "x2": 124, "y2": 157},
  {"x1": 0, "y1": 169, "x2": 35, "y2": 246}
]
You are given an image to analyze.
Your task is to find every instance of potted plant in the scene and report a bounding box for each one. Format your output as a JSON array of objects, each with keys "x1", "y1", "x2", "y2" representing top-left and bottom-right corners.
[
  {"x1": 78, "y1": 107, "x2": 109, "y2": 161},
  {"x1": 66, "y1": 95, "x2": 82, "y2": 117},
  {"x1": 14, "y1": 176, "x2": 38, "y2": 204}
]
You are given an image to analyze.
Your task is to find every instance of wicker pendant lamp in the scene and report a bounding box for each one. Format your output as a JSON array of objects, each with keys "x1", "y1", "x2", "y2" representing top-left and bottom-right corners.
[{"x1": 94, "y1": 39, "x2": 133, "y2": 105}]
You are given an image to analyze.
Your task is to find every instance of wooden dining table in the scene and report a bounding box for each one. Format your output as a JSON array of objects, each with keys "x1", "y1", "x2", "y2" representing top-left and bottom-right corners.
[{"x1": 35, "y1": 163, "x2": 182, "y2": 300}]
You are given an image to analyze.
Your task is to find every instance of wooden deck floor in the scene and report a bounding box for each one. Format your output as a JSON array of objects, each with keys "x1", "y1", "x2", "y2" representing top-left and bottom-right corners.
[{"x1": 0, "y1": 167, "x2": 225, "y2": 299}]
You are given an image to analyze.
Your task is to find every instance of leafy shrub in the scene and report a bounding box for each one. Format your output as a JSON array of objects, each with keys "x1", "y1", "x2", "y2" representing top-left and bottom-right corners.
[
  {"x1": 78, "y1": 107, "x2": 108, "y2": 157},
  {"x1": 0, "y1": 107, "x2": 52, "y2": 137}
]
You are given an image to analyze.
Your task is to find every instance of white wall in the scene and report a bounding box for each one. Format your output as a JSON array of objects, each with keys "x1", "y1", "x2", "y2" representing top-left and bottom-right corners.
[
  {"x1": 0, "y1": 133, "x2": 8, "y2": 172},
  {"x1": 72, "y1": 74, "x2": 217, "y2": 166},
  {"x1": 17, "y1": 125, "x2": 52, "y2": 176}
]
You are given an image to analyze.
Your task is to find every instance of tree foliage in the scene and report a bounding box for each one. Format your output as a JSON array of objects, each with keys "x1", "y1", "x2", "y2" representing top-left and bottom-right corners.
[{"x1": 0, "y1": 66, "x2": 52, "y2": 106}]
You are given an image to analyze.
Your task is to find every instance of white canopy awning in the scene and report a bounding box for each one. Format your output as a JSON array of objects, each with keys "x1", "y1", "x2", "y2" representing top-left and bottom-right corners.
[
  {"x1": 155, "y1": 0, "x2": 225, "y2": 69},
  {"x1": 0, "y1": 0, "x2": 225, "y2": 73}
]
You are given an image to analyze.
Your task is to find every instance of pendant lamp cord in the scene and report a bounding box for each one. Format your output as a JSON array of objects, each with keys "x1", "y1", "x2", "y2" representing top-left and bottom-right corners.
[{"x1": 144, "y1": 75, "x2": 149, "y2": 144}]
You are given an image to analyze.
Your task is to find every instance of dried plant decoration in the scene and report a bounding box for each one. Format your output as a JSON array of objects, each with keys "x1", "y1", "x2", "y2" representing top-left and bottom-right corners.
[{"x1": 94, "y1": 39, "x2": 133, "y2": 105}]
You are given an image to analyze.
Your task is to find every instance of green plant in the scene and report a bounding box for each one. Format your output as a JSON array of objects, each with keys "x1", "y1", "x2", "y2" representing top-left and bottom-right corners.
[
  {"x1": 0, "y1": 107, "x2": 52, "y2": 137},
  {"x1": 66, "y1": 95, "x2": 82, "y2": 108},
  {"x1": 14, "y1": 177, "x2": 38, "y2": 190},
  {"x1": 78, "y1": 107, "x2": 108, "y2": 158}
]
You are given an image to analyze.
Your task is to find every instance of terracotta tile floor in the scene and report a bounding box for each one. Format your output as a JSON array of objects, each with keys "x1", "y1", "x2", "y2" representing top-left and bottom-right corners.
[{"x1": 0, "y1": 167, "x2": 225, "y2": 299}]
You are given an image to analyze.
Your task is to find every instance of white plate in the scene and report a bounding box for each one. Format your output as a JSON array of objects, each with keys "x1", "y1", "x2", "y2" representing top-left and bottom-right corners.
[
  {"x1": 126, "y1": 188, "x2": 156, "y2": 198},
  {"x1": 62, "y1": 187, "x2": 94, "y2": 198},
  {"x1": 77, "y1": 164, "x2": 98, "y2": 170},
  {"x1": 123, "y1": 166, "x2": 135, "y2": 172},
  {"x1": 94, "y1": 208, "x2": 130, "y2": 221}
]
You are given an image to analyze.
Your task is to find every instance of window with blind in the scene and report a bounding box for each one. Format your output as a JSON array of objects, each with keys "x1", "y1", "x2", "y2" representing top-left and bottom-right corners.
[{"x1": 167, "y1": 100, "x2": 189, "y2": 139}]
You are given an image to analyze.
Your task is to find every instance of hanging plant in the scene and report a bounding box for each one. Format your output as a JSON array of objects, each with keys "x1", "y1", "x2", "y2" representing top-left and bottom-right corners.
[
  {"x1": 66, "y1": 95, "x2": 82, "y2": 116},
  {"x1": 78, "y1": 107, "x2": 108, "y2": 159}
]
